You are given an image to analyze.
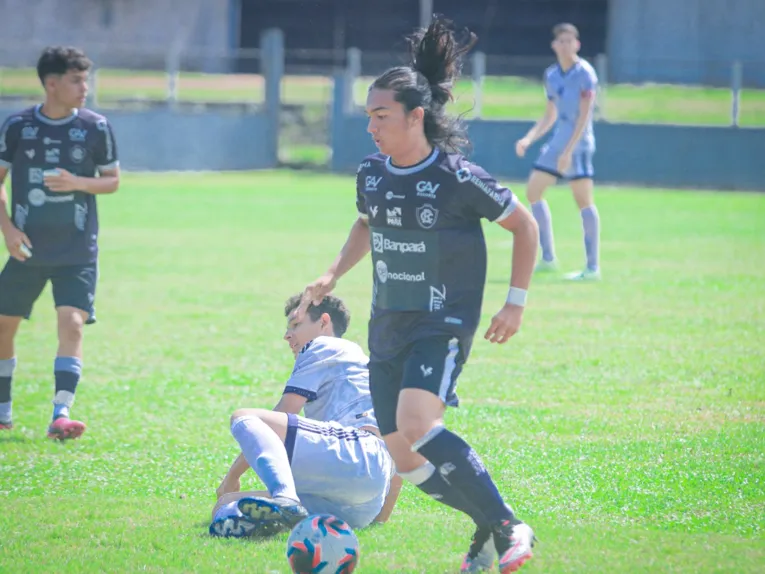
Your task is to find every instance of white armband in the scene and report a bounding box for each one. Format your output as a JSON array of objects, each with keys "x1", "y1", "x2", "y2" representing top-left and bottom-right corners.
[{"x1": 506, "y1": 287, "x2": 528, "y2": 307}]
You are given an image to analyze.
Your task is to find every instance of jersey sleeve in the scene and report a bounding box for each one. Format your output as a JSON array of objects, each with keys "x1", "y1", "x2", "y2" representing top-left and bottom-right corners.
[
  {"x1": 0, "y1": 116, "x2": 23, "y2": 168},
  {"x1": 93, "y1": 118, "x2": 119, "y2": 171},
  {"x1": 455, "y1": 162, "x2": 519, "y2": 223},
  {"x1": 355, "y1": 163, "x2": 368, "y2": 219},
  {"x1": 580, "y1": 66, "x2": 598, "y2": 99},
  {"x1": 283, "y1": 339, "x2": 335, "y2": 401}
]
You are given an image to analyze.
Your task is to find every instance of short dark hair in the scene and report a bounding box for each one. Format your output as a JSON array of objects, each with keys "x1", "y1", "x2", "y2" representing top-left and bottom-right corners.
[
  {"x1": 36, "y1": 46, "x2": 92, "y2": 85},
  {"x1": 553, "y1": 23, "x2": 580, "y2": 39},
  {"x1": 284, "y1": 294, "x2": 351, "y2": 338},
  {"x1": 371, "y1": 15, "x2": 477, "y2": 153}
]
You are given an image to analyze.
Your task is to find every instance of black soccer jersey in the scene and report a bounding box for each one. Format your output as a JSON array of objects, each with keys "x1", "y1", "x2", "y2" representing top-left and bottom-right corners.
[
  {"x1": 355, "y1": 148, "x2": 517, "y2": 361},
  {"x1": 0, "y1": 105, "x2": 119, "y2": 266}
]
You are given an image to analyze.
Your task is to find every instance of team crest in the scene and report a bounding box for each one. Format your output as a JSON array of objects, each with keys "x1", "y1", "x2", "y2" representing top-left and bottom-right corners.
[
  {"x1": 416, "y1": 204, "x2": 439, "y2": 229},
  {"x1": 70, "y1": 145, "x2": 86, "y2": 163}
]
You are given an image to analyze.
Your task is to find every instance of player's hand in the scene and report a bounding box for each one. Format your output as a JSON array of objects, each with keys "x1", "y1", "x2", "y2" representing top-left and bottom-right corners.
[
  {"x1": 216, "y1": 476, "x2": 240, "y2": 499},
  {"x1": 484, "y1": 303, "x2": 524, "y2": 344},
  {"x1": 515, "y1": 137, "x2": 531, "y2": 158},
  {"x1": 296, "y1": 273, "x2": 337, "y2": 318},
  {"x1": 44, "y1": 168, "x2": 81, "y2": 192},
  {"x1": 2, "y1": 225, "x2": 32, "y2": 262},
  {"x1": 557, "y1": 152, "x2": 573, "y2": 175}
]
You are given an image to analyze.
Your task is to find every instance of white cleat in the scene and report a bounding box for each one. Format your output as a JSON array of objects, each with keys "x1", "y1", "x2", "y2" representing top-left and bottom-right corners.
[
  {"x1": 564, "y1": 268, "x2": 601, "y2": 281},
  {"x1": 494, "y1": 521, "x2": 535, "y2": 573},
  {"x1": 534, "y1": 259, "x2": 558, "y2": 273}
]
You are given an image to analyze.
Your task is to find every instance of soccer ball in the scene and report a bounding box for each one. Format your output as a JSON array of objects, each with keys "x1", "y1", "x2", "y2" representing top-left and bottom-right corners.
[{"x1": 286, "y1": 514, "x2": 359, "y2": 574}]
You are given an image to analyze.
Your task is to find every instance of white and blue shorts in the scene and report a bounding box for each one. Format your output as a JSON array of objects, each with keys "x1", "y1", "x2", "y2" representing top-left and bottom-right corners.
[
  {"x1": 284, "y1": 414, "x2": 393, "y2": 529},
  {"x1": 534, "y1": 143, "x2": 595, "y2": 180}
]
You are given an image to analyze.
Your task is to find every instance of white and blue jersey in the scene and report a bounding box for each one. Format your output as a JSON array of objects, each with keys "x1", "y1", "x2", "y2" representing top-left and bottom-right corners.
[
  {"x1": 534, "y1": 59, "x2": 598, "y2": 179},
  {"x1": 283, "y1": 336, "x2": 378, "y2": 431},
  {"x1": 279, "y1": 336, "x2": 393, "y2": 528}
]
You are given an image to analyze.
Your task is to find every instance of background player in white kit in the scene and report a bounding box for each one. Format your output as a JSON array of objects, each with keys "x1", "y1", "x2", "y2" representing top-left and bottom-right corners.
[
  {"x1": 516, "y1": 23, "x2": 601, "y2": 281},
  {"x1": 210, "y1": 294, "x2": 400, "y2": 538}
]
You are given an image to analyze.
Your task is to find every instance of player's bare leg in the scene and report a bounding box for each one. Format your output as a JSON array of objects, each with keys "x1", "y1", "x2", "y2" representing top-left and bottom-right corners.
[
  {"x1": 526, "y1": 170, "x2": 559, "y2": 272},
  {"x1": 47, "y1": 306, "x2": 87, "y2": 440},
  {"x1": 566, "y1": 178, "x2": 601, "y2": 281},
  {"x1": 0, "y1": 315, "x2": 22, "y2": 430}
]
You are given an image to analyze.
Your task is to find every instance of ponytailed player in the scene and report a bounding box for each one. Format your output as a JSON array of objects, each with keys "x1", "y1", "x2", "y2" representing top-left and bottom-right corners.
[
  {"x1": 515, "y1": 23, "x2": 601, "y2": 280},
  {"x1": 299, "y1": 17, "x2": 538, "y2": 573},
  {"x1": 0, "y1": 47, "x2": 119, "y2": 439}
]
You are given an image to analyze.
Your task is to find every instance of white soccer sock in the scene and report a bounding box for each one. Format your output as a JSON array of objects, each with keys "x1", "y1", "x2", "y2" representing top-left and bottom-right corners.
[{"x1": 230, "y1": 415, "x2": 299, "y2": 503}]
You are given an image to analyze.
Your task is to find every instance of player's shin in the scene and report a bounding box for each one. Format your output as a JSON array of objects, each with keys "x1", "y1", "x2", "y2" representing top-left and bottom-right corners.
[
  {"x1": 399, "y1": 461, "x2": 490, "y2": 527},
  {"x1": 0, "y1": 357, "x2": 16, "y2": 425},
  {"x1": 412, "y1": 425, "x2": 514, "y2": 524},
  {"x1": 530, "y1": 200, "x2": 556, "y2": 263},
  {"x1": 52, "y1": 356, "x2": 81, "y2": 420},
  {"x1": 230, "y1": 415, "x2": 299, "y2": 503},
  {"x1": 581, "y1": 205, "x2": 600, "y2": 271}
]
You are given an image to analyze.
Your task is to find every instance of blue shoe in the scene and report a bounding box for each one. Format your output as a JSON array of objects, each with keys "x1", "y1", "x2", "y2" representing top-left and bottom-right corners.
[
  {"x1": 237, "y1": 496, "x2": 308, "y2": 537},
  {"x1": 209, "y1": 515, "x2": 259, "y2": 538}
]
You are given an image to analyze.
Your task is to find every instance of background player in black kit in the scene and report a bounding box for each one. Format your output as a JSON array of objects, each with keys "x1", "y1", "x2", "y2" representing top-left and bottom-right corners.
[
  {"x1": 299, "y1": 17, "x2": 539, "y2": 574},
  {"x1": 0, "y1": 47, "x2": 120, "y2": 440}
]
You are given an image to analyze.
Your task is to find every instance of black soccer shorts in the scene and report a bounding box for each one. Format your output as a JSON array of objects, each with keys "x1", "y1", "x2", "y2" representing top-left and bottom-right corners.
[
  {"x1": 368, "y1": 335, "x2": 466, "y2": 436},
  {"x1": 0, "y1": 258, "x2": 98, "y2": 323}
]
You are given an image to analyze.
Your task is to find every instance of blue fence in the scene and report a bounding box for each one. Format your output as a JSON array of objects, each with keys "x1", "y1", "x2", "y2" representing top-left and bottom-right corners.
[{"x1": 331, "y1": 76, "x2": 765, "y2": 191}]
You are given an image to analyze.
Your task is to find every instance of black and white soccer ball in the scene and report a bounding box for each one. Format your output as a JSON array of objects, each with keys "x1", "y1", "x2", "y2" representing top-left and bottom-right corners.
[{"x1": 286, "y1": 514, "x2": 359, "y2": 573}]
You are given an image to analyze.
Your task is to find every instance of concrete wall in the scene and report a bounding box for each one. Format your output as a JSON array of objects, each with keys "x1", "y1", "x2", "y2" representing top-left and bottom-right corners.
[
  {"x1": 0, "y1": 0, "x2": 232, "y2": 71},
  {"x1": 607, "y1": 0, "x2": 765, "y2": 87},
  {"x1": 331, "y1": 115, "x2": 765, "y2": 191}
]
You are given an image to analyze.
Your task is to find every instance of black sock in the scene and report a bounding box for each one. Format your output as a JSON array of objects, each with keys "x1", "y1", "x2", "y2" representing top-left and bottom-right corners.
[
  {"x1": 413, "y1": 426, "x2": 513, "y2": 524},
  {"x1": 400, "y1": 462, "x2": 490, "y2": 527}
]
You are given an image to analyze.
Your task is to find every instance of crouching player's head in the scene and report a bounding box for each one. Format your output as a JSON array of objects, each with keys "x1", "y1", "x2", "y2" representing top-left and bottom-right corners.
[{"x1": 283, "y1": 294, "x2": 351, "y2": 356}]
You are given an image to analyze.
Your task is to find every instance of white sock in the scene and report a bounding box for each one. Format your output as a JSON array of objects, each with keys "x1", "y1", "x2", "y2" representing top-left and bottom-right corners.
[
  {"x1": 230, "y1": 415, "x2": 299, "y2": 503},
  {"x1": 213, "y1": 501, "x2": 242, "y2": 521}
]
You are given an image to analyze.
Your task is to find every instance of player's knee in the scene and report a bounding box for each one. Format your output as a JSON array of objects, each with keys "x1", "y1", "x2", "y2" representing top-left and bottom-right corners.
[
  {"x1": 396, "y1": 413, "x2": 438, "y2": 445},
  {"x1": 0, "y1": 316, "x2": 21, "y2": 342},
  {"x1": 57, "y1": 311, "x2": 84, "y2": 342},
  {"x1": 229, "y1": 407, "x2": 268, "y2": 427}
]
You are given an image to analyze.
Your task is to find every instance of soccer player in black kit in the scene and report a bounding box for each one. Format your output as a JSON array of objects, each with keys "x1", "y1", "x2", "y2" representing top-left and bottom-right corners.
[
  {"x1": 299, "y1": 17, "x2": 539, "y2": 574},
  {"x1": 0, "y1": 47, "x2": 119, "y2": 440}
]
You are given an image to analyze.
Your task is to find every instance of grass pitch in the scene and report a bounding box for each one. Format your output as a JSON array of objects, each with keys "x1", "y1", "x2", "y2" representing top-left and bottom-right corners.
[{"x1": 0, "y1": 171, "x2": 763, "y2": 573}]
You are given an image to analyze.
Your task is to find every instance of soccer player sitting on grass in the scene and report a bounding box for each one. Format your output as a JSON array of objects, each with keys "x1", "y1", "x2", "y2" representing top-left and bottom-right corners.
[{"x1": 209, "y1": 294, "x2": 402, "y2": 538}]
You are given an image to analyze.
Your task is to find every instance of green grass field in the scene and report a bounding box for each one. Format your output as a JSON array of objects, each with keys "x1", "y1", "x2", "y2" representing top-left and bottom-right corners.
[
  {"x1": 2, "y1": 67, "x2": 765, "y2": 126},
  {"x1": 0, "y1": 172, "x2": 764, "y2": 573}
]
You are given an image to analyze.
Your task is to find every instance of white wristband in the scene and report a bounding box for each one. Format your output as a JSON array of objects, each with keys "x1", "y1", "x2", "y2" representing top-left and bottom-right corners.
[{"x1": 506, "y1": 287, "x2": 527, "y2": 307}]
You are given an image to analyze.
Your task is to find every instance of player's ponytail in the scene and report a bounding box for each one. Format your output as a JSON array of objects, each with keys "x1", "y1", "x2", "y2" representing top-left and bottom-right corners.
[
  {"x1": 371, "y1": 16, "x2": 477, "y2": 152},
  {"x1": 409, "y1": 17, "x2": 476, "y2": 108}
]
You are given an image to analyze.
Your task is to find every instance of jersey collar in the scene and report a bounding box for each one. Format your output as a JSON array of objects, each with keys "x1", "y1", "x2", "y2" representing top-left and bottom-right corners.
[
  {"x1": 34, "y1": 104, "x2": 79, "y2": 126},
  {"x1": 385, "y1": 147, "x2": 440, "y2": 176}
]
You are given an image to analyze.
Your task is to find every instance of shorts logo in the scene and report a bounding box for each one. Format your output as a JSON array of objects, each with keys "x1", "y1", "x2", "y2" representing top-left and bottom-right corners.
[
  {"x1": 420, "y1": 365, "x2": 433, "y2": 377},
  {"x1": 28, "y1": 188, "x2": 47, "y2": 207},
  {"x1": 368, "y1": 205, "x2": 378, "y2": 218},
  {"x1": 416, "y1": 204, "x2": 439, "y2": 229}
]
